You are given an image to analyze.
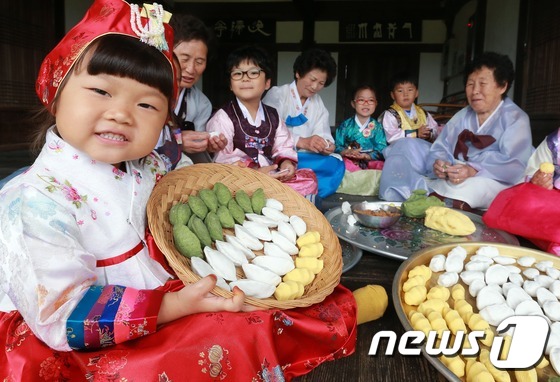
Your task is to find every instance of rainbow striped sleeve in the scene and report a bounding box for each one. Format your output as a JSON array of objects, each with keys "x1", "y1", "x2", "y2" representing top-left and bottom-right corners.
[{"x1": 66, "y1": 285, "x2": 164, "y2": 349}]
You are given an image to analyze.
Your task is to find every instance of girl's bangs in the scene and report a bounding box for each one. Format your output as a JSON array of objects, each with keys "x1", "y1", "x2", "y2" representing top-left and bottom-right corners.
[{"x1": 85, "y1": 35, "x2": 174, "y2": 101}]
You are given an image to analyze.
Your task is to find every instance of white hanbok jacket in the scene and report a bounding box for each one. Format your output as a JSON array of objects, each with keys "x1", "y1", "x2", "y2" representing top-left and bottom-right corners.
[
  {"x1": 0, "y1": 129, "x2": 173, "y2": 350},
  {"x1": 263, "y1": 82, "x2": 335, "y2": 148}
]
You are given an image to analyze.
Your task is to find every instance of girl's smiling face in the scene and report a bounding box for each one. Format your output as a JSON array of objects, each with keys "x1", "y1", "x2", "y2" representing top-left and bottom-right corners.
[
  {"x1": 54, "y1": 53, "x2": 168, "y2": 167},
  {"x1": 352, "y1": 88, "x2": 377, "y2": 119}
]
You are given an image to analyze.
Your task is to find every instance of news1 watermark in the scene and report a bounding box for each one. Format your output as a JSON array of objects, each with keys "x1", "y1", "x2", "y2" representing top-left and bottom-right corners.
[{"x1": 368, "y1": 315, "x2": 550, "y2": 369}]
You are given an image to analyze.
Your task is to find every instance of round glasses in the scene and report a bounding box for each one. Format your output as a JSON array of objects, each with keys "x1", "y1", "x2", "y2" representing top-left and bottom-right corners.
[
  {"x1": 230, "y1": 68, "x2": 263, "y2": 81},
  {"x1": 354, "y1": 98, "x2": 377, "y2": 105}
]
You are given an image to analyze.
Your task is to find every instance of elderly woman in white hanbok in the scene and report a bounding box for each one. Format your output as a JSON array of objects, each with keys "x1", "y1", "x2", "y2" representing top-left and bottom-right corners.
[
  {"x1": 263, "y1": 48, "x2": 345, "y2": 198},
  {"x1": 379, "y1": 52, "x2": 532, "y2": 210}
]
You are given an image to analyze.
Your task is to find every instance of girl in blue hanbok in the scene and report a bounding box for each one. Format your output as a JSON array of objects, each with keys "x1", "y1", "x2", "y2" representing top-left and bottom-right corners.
[
  {"x1": 333, "y1": 85, "x2": 387, "y2": 196},
  {"x1": 335, "y1": 84, "x2": 387, "y2": 171}
]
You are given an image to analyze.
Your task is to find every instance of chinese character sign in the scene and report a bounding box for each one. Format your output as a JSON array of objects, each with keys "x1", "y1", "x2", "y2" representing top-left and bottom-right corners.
[
  {"x1": 340, "y1": 21, "x2": 421, "y2": 42},
  {"x1": 210, "y1": 19, "x2": 275, "y2": 42}
]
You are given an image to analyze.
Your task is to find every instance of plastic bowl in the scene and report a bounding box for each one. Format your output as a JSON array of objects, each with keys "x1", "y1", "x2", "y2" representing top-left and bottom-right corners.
[{"x1": 351, "y1": 201, "x2": 402, "y2": 229}]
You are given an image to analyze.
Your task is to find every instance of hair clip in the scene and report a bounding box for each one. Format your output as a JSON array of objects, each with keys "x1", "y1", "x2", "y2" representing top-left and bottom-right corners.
[{"x1": 129, "y1": 3, "x2": 170, "y2": 52}]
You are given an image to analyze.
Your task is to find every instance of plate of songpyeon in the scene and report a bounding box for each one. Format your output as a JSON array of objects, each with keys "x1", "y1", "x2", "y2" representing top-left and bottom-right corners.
[
  {"x1": 393, "y1": 242, "x2": 560, "y2": 382},
  {"x1": 148, "y1": 164, "x2": 343, "y2": 309}
]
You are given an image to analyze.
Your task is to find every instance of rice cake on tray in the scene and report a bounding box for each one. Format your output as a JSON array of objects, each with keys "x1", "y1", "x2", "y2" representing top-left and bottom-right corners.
[
  {"x1": 325, "y1": 207, "x2": 518, "y2": 261},
  {"x1": 392, "y1": 242, "x2": 560, "y2": 382},
  {"x1": 147, "y1": 163, "x2": 342, "y2": 309}
]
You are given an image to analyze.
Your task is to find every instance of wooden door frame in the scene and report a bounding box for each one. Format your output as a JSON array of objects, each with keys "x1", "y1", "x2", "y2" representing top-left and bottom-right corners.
[{"x1": 515, "y1": 0, "x2": 560, "y2": 146}]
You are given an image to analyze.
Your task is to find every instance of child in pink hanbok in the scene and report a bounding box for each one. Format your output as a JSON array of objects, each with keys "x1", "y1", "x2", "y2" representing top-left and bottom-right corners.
[{"x1": 207, "y1": 45, "x2": 318, "y2": 200}]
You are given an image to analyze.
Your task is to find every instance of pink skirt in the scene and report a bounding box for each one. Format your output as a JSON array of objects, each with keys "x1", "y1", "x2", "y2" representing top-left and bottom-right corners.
[
  {"x1": 283, "y1": 168, "x2": 318, "y2": 197},
  {"x1": 343, "y1": 157, "x2": 384, "y2": 172}
]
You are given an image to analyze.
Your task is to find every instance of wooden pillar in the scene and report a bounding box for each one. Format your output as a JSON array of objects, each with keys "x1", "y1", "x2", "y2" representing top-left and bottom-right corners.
[
  {"x1": 293, "y1": 0, "x2": 316, "y2": 50},
  {"x1": 473, "y1": 0, "x2": 487, "y2": 58}
]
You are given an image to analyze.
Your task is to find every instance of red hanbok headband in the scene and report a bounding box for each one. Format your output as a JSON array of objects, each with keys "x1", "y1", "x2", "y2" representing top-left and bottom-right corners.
[{"x1": 36, "y1": 0, "x2": 175, "y2": 108}]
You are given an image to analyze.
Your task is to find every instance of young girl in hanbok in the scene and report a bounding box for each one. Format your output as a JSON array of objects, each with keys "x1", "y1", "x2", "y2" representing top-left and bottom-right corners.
[
  {"x1": 207, "y1": 45, "x2": 319, "y2": 199},
  {"x1": 335, "y1": 84, "x2": 387, "y2": 171},
  {"x1": 0, "y1": 2, "x2": 384, "y2": 380},
  {"x1": 332, "y1": 85, "x2": 387, "y2": 196}
]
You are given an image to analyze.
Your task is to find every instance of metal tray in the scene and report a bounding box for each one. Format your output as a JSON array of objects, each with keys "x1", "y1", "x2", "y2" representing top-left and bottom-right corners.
[
  {"x1": 325, "y1": 207, "x2": 519, "y2": 261},
  {"x1": 392, "y1": 242, "x2": 559, "y2": 382},
  {"x1": 340, "y1": 239, "x2": 363, "y2": 273}
]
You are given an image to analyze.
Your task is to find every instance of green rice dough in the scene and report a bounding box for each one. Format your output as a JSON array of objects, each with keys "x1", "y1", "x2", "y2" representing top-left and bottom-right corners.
[{"x1": 401, "y1": 189, "x2": 444, "y2": 218}]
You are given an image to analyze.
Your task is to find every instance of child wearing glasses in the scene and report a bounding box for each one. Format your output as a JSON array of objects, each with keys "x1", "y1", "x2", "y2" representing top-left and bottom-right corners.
[
  {"x1": 379, "y1": 72, "x2": 439, "y2": 144},
  {"x1": 207, "y1": 45, "x2": 319, "y2": 198},
  {"x1": 335, "y1": 84, "x2": 387, "y2": 172}
]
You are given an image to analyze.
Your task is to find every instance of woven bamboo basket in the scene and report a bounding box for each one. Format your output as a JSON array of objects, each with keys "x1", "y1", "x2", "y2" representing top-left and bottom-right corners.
[{"x1": 147, "y1": 163, "x2": 342, "y2": 309}]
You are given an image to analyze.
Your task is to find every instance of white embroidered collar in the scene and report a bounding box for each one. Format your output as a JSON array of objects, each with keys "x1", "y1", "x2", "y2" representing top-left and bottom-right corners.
[
  {"x1": 354, "y1": 116, "x2": 369, "y2": 132},
  {"x1": 289, "y1": 80, "x2": 309, "y2": 114},
  {"x1": 236, "y1": 98, "x2": 265, "y2": 127}
]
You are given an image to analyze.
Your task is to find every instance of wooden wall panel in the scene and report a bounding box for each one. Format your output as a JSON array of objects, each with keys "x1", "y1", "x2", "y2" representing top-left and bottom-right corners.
[
  {"x1": 521, "y1": 0, "x2": 560, "y2": 146},
  {"x1": 0, "y1": 0, "x2": 58, "y2": 150}
]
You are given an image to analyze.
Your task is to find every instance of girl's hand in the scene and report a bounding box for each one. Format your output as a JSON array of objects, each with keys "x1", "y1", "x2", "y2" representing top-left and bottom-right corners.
[
  {"x1": 530, "y1": 169, "x2": 554, "y2": 190},
  {"x1": 157, "y1": 275, "x2": 247, "y2": 325},
  {"x1": 257, "y1": 164, "x2": 278, "y2": 175},
  {"x1": 357, "y1": 152, "x2": 371, "y2": 160},
  {"x1": 232, "y1": 161, "x2": 248, "y2": 168},
  {"x1": 208, "y1": 133, "x2": 227, "y2": 153},
  {"x1": 273, "y1": 160, "x2": 296, "y2": 181},
  {"x1": 342, "y1": 149, "x2": 361, "y2": 159}
]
